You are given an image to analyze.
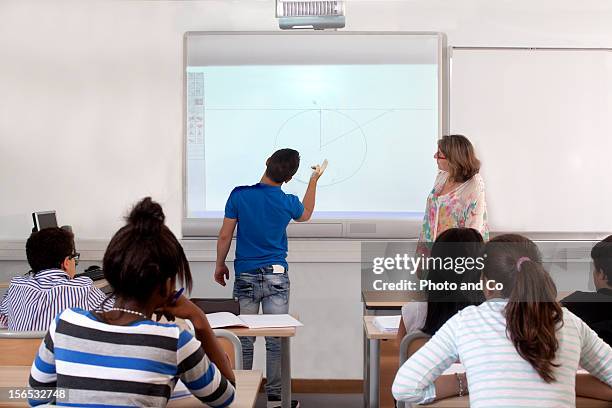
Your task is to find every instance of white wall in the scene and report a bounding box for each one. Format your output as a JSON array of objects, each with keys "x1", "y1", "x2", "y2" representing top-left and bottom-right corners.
[
  {"x1": 1, "y1": 0, "x2": 612, "y2": 379},
  {"x1": 2, "y1": 0, "x2": 612, "y2": 239}
]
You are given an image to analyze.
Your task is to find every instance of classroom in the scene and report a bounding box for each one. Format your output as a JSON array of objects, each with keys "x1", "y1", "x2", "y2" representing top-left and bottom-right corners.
[{"x1": 1, "y1": 1, "x2": 611, "y2": 407}]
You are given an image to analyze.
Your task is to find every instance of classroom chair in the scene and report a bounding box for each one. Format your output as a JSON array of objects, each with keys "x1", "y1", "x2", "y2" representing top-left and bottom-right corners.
[
  {"x1": 397, "y1": 331, "x2": 432, "y2": 408},
  {"x1": 213, "y1": 328, "x2": 244, "y2": 370}
]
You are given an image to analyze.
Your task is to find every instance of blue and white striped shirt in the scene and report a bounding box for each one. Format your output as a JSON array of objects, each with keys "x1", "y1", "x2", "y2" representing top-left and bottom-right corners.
[
  {"x1": 393, "y1": 299, "x2": 612, "y2": 407},
  {"x1": 0, "y1": 269, "x2": 110, "y2": 331},
  {"x1": 29, "y1": 308, "x2": 235, "y2": 407}
]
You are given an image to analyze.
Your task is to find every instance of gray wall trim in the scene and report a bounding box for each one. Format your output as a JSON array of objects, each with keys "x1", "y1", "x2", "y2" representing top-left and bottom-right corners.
[{"x1": 1, "y1": 233, "x2": 607, "y2": 262}]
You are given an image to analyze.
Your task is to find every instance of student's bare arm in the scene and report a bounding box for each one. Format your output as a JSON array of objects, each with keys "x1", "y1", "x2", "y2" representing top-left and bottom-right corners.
[
  {"x1": 433, "y1": 373, "x2": 468, "y2": 400},
  {"x1": 396, "y1": 318, "x2": 407, "y2": 347},
  {"x1": 214, "y1": 218, "x2": 237, "y2": 286},
  {"x1": 297, "y1": 177, "x2": 318, "y2": 222},
  {"x1": 297, "y1": 162, "x2": 326, "y2": 222},
  {"x1": 163, "y1": 297, "x2": 236, "y2": 384},
  {"x1": 576, "y1": 373, "x2": 612, "y2": 401},
  {"x1": 191, "y1": 309, "x2": 236, "y2": 384}
]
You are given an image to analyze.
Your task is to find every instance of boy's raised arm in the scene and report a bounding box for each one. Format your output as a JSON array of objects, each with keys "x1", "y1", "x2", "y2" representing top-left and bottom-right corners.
[{"x1": 297, "y1": 160, "x2": 327, "y2": 222}]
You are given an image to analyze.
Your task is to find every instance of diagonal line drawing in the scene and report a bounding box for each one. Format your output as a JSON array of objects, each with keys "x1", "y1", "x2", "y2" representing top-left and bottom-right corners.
[{"x1": 320, "y1": 110, "x2": 394, "y2": 149}]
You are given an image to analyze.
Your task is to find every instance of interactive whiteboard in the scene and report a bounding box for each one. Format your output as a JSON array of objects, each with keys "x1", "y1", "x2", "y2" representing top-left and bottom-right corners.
[{"x1": 184, "y1": 32, "x2": 447, "y2": 238}]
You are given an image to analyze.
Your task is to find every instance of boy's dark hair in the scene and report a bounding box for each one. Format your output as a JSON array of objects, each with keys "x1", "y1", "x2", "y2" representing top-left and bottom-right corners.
[
  {"x1": 26, "y1": 227, "x2": 75, "y2": 274},
  {"x1": 591, "y1": 235, "x2": 612, "y2": 286},
  {"x1": 265, "y1": 149, "x2": 300, "y2": 183},
  {"x1": 103, "y1": 197, "x2": 192, "y2": 304}
]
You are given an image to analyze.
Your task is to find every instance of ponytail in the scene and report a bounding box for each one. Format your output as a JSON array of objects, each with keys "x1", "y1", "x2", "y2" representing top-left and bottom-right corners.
[
  {"x1": 505, "y1": 259, "x2": 563, "y2": 383},
  {"x1": 483, "y1": 234, "x2": 563, "y2": 383},
  {"x1": 103, "y1": 197, "x2": 192, "y2": 304}
]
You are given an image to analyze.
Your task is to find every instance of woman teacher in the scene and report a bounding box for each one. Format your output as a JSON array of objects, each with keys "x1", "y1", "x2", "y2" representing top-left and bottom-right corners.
[{"x1": 418, "y1": 135, "x2": 489, "y2": 255}]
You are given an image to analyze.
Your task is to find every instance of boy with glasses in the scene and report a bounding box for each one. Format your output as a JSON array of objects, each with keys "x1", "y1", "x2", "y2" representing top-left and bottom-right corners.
[{"x1": 0, "y1": 227, "x2": 110, "y2": 331}]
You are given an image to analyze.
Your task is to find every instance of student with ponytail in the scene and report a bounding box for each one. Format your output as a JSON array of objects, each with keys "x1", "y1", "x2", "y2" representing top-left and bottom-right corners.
[
  {"x1": 393, "y1": 234, "x2": 612, "y2": 407},
  {"x1": 28, "y1": 197, "x2": 235, "y2": 407}
]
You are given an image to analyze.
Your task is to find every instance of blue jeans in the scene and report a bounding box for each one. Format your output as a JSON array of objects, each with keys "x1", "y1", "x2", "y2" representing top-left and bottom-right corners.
[{"x1": 233, "y1": 266, "x2": 290, "y2": 399}]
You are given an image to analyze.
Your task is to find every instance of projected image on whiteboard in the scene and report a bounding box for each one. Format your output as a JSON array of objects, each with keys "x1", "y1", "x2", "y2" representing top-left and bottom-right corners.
[
  {"x1": 275, "y1": 108, "x2": 369, "y2": 186},
  {"x1": 186, "y1": 65, "x2": 438, "y2": 218}
]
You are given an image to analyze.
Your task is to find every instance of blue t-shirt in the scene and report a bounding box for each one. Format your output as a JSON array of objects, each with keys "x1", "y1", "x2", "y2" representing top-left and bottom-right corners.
[{"x1": 225, "y1": 183, "x2": 304, "y2": 275}]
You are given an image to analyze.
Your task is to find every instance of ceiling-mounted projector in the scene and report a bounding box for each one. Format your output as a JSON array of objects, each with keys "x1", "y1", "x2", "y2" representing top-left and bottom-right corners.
[{"x1": 276, "y1": 0, "x2": 345, "y2": 30}]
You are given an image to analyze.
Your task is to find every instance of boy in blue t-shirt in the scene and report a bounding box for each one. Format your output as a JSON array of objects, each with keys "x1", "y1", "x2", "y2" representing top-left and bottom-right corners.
[{"x1": 214, "y1": 148, "x2": 325, "y2": 408}]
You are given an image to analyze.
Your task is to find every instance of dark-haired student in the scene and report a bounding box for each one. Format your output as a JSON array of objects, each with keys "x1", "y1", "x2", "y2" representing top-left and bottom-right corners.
[
  {"x1": 561, "y1": 235, "x2": 612, "y2": 346},
  {"x1": 0, "y1": 227, "x2": 109, "y2": 331},
  {"x1": 393, "y1": 234, "x2": 612, "y2": 406},
  {"x1": 28, "y1": 198, "x2": 235, "y2": 407},
  {"x1": 396, "y1": 227, "x2": 484, "y2": 345},
  {"x1": 214, "y1": 149, "x2": 325, "y2": 408}
]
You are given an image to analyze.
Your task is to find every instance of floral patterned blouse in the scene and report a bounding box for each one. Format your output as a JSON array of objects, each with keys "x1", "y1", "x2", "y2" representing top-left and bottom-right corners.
[{"x1": 418, "y1": 170, "x2": 489, "y2": 252}]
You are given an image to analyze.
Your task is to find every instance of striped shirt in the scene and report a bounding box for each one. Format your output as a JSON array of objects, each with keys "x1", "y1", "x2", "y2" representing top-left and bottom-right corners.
[
  {"x1": 0, "y1": 269, "x2": 111, "y2": 331},
  {"x1": 393, "y1": 299, "x2": 612, "y2": 407},
  {"x1": 29, "y1": 308, "x2": 235, "y2": 407}
]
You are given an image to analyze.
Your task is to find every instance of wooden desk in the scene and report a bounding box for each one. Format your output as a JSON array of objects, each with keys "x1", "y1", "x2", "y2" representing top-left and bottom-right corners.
[
  {"x1": 222, "y1": 325, "x2": 295, "y2": 408},
  {"x1": 363, "y1": 316, "x2": 398, "y2": 408},
  {"x1": 93, "y1": 278, "x2": 109, "y2": 289},
  {"x1": 362, "y1": 291, "x2": 422, "y2": 312},
  {"x1": 168, "y1": 370, "x2": 262, "y2": 408},
  {"x1": 421, "y1": 395, "x2": 611, "y2": 407},
  {"x1": 0, "y1": 366, "x2": 262, "y2": 408},
  {"x1": 362, "y1": 291, "x2": 575, "y2": 311}
]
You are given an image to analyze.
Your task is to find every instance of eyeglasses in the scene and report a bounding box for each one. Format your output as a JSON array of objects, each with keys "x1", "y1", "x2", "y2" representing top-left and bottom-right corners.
[
  {"x1": 69, "y1": 252, "x2": 80, "y2": 266},
  {"x1": 434, "y1": 151, "x2": 446, "y2": 160}
]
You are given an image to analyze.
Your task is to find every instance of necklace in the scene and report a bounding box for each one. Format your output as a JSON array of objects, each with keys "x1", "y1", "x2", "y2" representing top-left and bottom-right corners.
[{"x1": 106, "y1": 307, "x2": 148, "y2": 319}]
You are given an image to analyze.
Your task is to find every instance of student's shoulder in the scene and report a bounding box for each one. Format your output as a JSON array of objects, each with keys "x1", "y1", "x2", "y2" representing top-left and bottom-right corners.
[
  {"x1": 52, "y1": 276, "x2": 97, "y2": 291},
  {"x1": 560, "y1": 291, "x2": 593, "y2": 304},
  {"x1": 59, "y1": 307, "x2": 182, "y2": 333},
  {"x1": 70, "y1": 276, "x2": 96, "y2": 286},
  {"x1": 229, "y1": 184, "x2": 259, "y2": 196},
  {"x1": 282, "y1": 191, "x2": 301, "y2": 201},
  {"x1": 8, "y1": 274, "x2": 35, "y2": 286},
  {"x1": 454, "y1": 301, "x2": 495, "y2": 322}
]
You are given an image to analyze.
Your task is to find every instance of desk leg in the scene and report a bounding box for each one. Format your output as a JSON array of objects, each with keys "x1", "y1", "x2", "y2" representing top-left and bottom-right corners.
[
  {"x1": 281, "y1": 337, "x2": 291, "y2": 408},
  {"x1": 369, "y1": 338, "x2": 380, "y2": 408},
  {"x1": 363, "y1": 331, "x2": 370, "y2": 408}
]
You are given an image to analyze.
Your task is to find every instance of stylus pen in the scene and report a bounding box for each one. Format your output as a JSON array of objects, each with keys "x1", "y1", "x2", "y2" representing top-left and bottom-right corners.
[{"x1": 172, "y1": 288, "x2": 185, "y2": 304}]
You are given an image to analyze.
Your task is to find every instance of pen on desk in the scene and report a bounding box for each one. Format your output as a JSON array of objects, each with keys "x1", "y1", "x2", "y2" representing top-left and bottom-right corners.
[{"x1": 172, "y1": 287, "x2": 185, "y2": 304}]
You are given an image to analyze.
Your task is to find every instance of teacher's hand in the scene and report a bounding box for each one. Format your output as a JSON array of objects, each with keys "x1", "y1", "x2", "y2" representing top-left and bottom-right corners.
[{"x1": 214, "y1": 263, "x2": 230, "y2": 286}]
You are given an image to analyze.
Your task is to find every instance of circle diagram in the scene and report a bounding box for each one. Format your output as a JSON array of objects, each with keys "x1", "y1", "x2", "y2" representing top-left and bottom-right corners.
[{"x1": 274, "y1": 109, "x2": 367, "y2": 186}]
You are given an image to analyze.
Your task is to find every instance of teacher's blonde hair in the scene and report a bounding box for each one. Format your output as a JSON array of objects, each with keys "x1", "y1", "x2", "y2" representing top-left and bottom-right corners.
[{"x1": 438, "y1": 135, "x2": 480, "y2": 183}]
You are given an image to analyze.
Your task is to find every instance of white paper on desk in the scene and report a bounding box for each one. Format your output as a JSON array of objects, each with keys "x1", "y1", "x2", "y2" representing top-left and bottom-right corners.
[
  {"x1": 238, "y1": 314, "x2": 303, "y2": 329},
  {"x1": 373, "y1": 315, "x2": 401, "y2": 332},
  {"x1": 207, "y1": 312, "x2": 249, "y2": 329}
]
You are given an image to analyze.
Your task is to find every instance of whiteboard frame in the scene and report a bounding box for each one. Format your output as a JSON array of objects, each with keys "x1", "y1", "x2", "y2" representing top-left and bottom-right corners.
[
  {"x1": 448, "y1": 46, "x2": 612, "y2": 241},
  {"x1": 182, "y1": 31, "x2": 449, "y2": 239}
]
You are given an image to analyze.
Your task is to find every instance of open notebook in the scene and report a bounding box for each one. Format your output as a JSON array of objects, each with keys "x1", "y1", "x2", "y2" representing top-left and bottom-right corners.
[{"x1": 207, "y1": 312, "x2": 303, "y2": 329}]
